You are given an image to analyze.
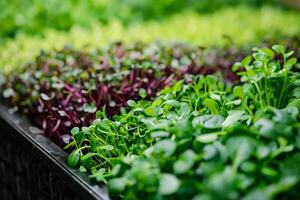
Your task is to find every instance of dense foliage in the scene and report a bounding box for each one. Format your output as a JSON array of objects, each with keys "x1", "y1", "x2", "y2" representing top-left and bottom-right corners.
[
  {"x1": 0, "y1": 0, "x2": 273, "y2": 39},
  {"x1": 1, "y1": 43, "x2": 244, "y2": 146},
  {"x1": 1, "y1": 0, "x2": 300, "y2": 199},
  {"x1": 66, "y1": 45, "x2": 300, "y2": 199},
  {"x1": 2, "y1": 7, "x2": 300, "y2": 74}
]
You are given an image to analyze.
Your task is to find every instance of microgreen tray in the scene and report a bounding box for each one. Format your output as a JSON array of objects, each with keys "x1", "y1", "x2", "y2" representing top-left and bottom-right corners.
[{"x1": 0, "y1": 104, "x2": 110, "y2": 200}]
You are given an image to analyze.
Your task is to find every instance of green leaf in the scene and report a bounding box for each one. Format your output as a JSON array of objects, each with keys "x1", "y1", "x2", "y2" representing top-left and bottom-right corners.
[
  {"x1": 261, "y1": 48, "x2": 274, "y2": 58},
  {"x1": 241, "y1": 55, "x2": 252, "y2": 66},
  {"x1": 98, "y1": 145, "x2": 114, "y2": 151},
  {"x1": 192, "y1": 114, "x2": 224, "y2": 129},
  {"x1": 272, "y1": 45, "x2": 286, "y2": 54},
  {"x1": 240, "y1": 161, "x2": 257, "y2": 173},
  {"x1": 222, "y1": 110, "x2": 246, "y2": 128},
  {"x1": 284, "y1": 51, "x2": 294, "y2": 58},
  {"x1": 232, "y1": 62, "x2": 242, "y2": 72},
  {"x1": 96, "y1": 110, "x2": 106, "y2": 119},
  {"x1": 254, "y1": 118, "x2": 275, "y2": 138},
  {"x1": 79, "y1": 165, "x2": 87, "y2": 173},
  {"x1": 152, "y1": 98, "x2": 163, "y2": 106},
  {"x1": 73, "y1": 131, "x2": 85, "y2": 144},
  {"x1": 255, "y1": 145, "x2": 270, "y2": 160},
  {"x1": 226, "y1": 136, "x2": 256, "y2": 170},
  {"x1": 160, "y1": 87, "x2": 172, "y2": 95},
  {"x1": 287, "y1": 99, "x2": 300, "y2": 110},
  {"x1": 285, "y1": 58, "x2": 297, "y2": 69},
  {"x1": 138, "y1": 88, "x2": 147, "y2": 98},
  {"x1": 144, "y1": 106, "x2": 155, "y2": 116},
  {"x1": 253, "y1": 52, "x2": 268, "y2": 61},
  {"x1": 151, "y1": 131, "x2": 170, "y2": 138},
  {"x1": 92, "y1": 118, "x2": 101, "y2": 126},
  {"x1": 209, "y1": 93, "x2": 221, "y2": 101},
  {"x1": 196, "y1": 133, "x2": 218, "y2": 143},
  {"x1": 292, "y1": 88, "x2": 300, "y2": 98},
  {"x1": 108, "y1": 177, "x2": 127, "y2": 192},
  {"x1": 152, "y1": 139, "x2": 176, "y2": 158},
  {"x1": 164, "y1": 100, "x2": 181, "y2": 107},
  {"x1": 83, "y1": 103, "x2": 97, "y2": 113},
  {"x1": 203, "y1": 144, "x2": 218, "y2": 160},
  {"x1": 154, "y1": 106, "x2": 164, "y2": 116},
  {"x1": 266, "y1": 176, "x2": 298, "y2": 198},
  {"x1": 90, "y1": 168, "x2": 107, "y2": 183},
  {"x1": 71, "y1": 127, "x2": 80, "y2": 135},
  {"x1": 225, "y1": 99, "x2": 241, "y2": 106},
  {"x1": 81, "y1": 153, "x2": 99, "y2": 162},
  {"x1": 242, "y1": 189, "x2": 268, "y2": 200},
  {"x1": 110, "y1": 164, "x2": 122, "y2": 176},
  {"x1": 127, "y1": 100, "x2": 136, "y2": 107},
  {"x1": 233, "y1": 85, "x2": 244, "y2": 99},
  {"x1": 173, "y1": 80, "x2": 184, "y2": 93},
  {"x1": 261, "y1": 166, "x2": 278, "y2": 177},
  {"x1": 204, "y1": 98, "x2": 219, "y2": 114},
  {"x1": 159, "y1": 173, "x2": 180, "y2": 195},
  {"x1": 173, "y1": 150, "x2": 196, "y2": 174},
  {"x1": 180, "y1": 102, "x2": 191, "y2": 116},
  {"x1": 67, "y1": 150, "x2": 81, "y2": 168}
]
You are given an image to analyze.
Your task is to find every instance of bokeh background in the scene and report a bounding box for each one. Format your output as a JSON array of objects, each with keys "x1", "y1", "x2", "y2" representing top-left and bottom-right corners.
[{"x1": 0, "y1": 0, "x2": 300, "y2": 73}]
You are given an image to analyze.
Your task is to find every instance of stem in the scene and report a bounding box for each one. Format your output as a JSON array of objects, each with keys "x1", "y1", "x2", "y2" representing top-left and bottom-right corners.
[
  {"x1": 195, "y1": 97, "x2": 200, "y2": 111},
  {"x1": 253, "y1": 81, "x2": 263, "y2": 107},
  {"x1": 277, "y1": 53, "x2": 289, "y2": 108},
  {"x1": 277, "y1": 67, "x2": 288, "y2": 108},
  {"x1": 242, "y1": 97, "x2": 254, "y2": 119},
  {"x1": 75, "y1": 146, "x2": 89, "y2": 153},
  {"x1": 263, "y1": 61, "x2": 271, "y2": 106},
  {"x1": 277, "y1": 72, "x2": 287, "y2": 108},
  {"x1": 95, "y1": 161, "x2": 108, "y2": 168}
]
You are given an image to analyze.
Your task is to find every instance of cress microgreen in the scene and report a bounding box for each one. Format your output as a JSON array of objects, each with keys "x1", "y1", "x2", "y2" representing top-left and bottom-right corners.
[{"x1": 66, "y1": 45, "x2": 300, "y2": 199}]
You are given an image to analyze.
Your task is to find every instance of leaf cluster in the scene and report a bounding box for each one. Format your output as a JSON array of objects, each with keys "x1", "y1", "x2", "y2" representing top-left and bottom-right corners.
[
  {"x1": 1, "y1": 42, "x2": 242, "y2": 145},
  {"x1": 67, "y1": 45, "x2": 300, "y2": 199}
]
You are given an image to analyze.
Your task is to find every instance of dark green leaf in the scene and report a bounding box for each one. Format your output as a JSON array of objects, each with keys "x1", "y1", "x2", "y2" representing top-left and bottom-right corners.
[{"x1": 67, "y1": 150, "x2": 81, "y2": 168}]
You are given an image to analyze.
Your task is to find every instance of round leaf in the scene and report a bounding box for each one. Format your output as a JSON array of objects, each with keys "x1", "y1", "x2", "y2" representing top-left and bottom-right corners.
[
  {"x1": 196, "y1": 133, "x2": 218, "y2": 143},
  {"x1": 159, "y1": 173, "x2": 180, "y2": 195},
  {"x1": 127, "y1": 100, "x2": 136, "y2": 107}
]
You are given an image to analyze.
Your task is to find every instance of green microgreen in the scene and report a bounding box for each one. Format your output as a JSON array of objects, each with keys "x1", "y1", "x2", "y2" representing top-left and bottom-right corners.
[{"x1": 66, "y1": 45, "x2": 300, "y2": 199}]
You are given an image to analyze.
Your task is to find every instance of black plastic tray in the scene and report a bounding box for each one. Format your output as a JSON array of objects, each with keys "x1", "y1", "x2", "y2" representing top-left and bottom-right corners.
[{"x1": 0, "y1": 104, "x2": 110, "y2": 200}]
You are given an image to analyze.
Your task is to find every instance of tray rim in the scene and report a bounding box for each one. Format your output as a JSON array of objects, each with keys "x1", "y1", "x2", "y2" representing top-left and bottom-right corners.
[{"x1": 0, "y1": 104, "x2": 110, "y2": 200}]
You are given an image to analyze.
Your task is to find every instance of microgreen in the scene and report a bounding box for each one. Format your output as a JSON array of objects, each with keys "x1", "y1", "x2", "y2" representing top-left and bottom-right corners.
[
  {"x1": 1, "y1": 43, "x2": 243, "y2": 146},
  {"x1": 234, "y1": 45, "x2": 299, "y2": 110},
  {"x1": 66, "y1": 45, "x2": 300, "y2": 199},
  {"x1": 1, "y1": 42, "x2": 300, "y2": 199}
]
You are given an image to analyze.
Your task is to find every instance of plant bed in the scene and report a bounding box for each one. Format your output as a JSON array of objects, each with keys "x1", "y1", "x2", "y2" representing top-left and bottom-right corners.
[
  {"x1": 1, "y1": 42, "x2": 246, "y2": 147},
  {"x1": 66, "y1": 45, "x2": 300, "y2": 199},
  {"x1": 1, "y1": 42, "x2": 300, "y2": 199},
  {"x1": 0, "y1": 42, "x2": 248, "y2": 199}
]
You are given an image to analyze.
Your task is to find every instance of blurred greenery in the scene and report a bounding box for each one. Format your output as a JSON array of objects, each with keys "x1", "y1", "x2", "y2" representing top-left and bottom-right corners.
[
  {"x1": 0, "y1": 0, "x2": 274, "y2": 39},
  {"x1": 1, "y1": 6, "x2": 300, "y2": 74},
  {"x1": 1, "y1": 1, "x2": 300, "y2": 74}
]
